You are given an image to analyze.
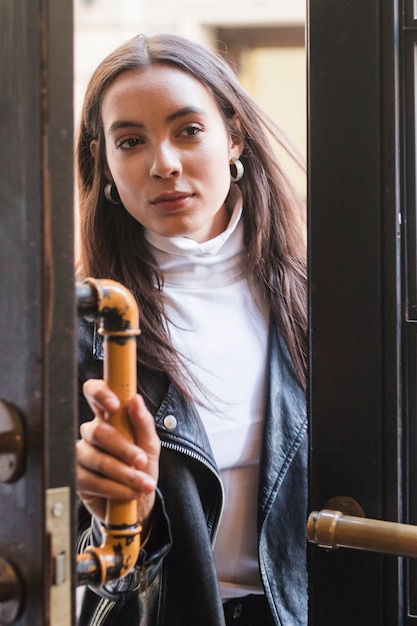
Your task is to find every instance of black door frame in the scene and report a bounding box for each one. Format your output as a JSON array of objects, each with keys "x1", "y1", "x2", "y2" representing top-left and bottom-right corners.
[{"x1": 307, "y1": 1, "x2": 402, "y2": 624}]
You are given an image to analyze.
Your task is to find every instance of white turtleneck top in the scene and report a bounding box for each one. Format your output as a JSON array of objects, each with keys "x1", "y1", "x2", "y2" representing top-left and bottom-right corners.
[{"x1": 145, "y1": 186, "x2": 270, "y2": 599}]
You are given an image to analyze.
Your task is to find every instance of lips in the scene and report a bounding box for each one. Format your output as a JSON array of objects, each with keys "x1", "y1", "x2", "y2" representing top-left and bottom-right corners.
[
  {"x1": 151, "y1": 191, "x2": 192, "y2": 204},
  {"x1": 150, "y1": 191, "x2": 194, "y2": 212}
]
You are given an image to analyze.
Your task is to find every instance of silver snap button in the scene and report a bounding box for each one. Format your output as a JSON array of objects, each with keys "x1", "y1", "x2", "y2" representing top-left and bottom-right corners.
[{"x1": 163, "y1": 414, "x2": 177, "y2": 430}]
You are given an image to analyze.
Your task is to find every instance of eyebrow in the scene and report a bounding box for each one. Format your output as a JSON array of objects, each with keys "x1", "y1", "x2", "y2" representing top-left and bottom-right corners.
[
  {"x1": 108, "y1": 106, "x2": 206, "y2": 133},
  {"x1": 108, "y1": 120, "x2": 144, "y2": 133},
  {"x1": 166, "y1": 106, "x2": 205, "y2": 122}
]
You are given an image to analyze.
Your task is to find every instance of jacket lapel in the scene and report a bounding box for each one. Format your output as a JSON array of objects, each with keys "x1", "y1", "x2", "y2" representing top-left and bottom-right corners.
[{"x1": 258, "y1": 324, "x2": 307, "y2": 523}]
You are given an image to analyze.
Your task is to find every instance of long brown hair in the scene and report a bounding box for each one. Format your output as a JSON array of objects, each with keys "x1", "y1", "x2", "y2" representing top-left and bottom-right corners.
[{"x1": 76, "y1": 33, "x2": 307, "y2": 396}]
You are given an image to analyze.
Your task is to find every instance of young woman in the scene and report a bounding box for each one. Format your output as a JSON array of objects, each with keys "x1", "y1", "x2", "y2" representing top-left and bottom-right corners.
[{"x1": 76, "y1": 33, "x2": 308, "y2": 626}]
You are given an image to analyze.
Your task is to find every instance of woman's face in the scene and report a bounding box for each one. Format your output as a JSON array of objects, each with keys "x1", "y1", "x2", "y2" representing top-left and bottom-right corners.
[{"x1": 99, "y1": 65, "x2": 243, "y2": 243}]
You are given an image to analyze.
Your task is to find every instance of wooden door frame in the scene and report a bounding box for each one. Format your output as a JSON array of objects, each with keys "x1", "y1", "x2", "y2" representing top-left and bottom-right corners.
[{"x1": 0, "y1": 2, "x2": 75, "y2": 623}]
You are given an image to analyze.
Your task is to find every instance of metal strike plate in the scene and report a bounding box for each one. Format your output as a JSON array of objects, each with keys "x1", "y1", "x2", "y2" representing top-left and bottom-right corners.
[
  {"x1": 46, "y1": 487, "x2": 72, "y2": 626},
  {"x1": 0, "y1": 557, "x2": 22, "y2": 624},
  {"x1": 0, "y1": 400, "x2": 25, "y2": 484}
]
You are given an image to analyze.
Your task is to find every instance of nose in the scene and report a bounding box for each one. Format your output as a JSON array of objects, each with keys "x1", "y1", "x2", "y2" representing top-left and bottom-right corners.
[{"x1": 150, "y1": 142, "x2": 181, "y2": 179}]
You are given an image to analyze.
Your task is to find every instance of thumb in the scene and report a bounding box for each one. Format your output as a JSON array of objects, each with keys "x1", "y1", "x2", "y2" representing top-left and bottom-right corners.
[{"x1": 128, "y1": 394, "x2": 160, "y2": 460}]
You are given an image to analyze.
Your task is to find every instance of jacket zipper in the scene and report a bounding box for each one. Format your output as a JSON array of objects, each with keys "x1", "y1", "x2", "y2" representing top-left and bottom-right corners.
[
  {"x1": 160, "y1": 439, "x2": 225, "y2": 546},
  {"x1": 88, "y1": 440, "x2": 225, "y2": 625}
]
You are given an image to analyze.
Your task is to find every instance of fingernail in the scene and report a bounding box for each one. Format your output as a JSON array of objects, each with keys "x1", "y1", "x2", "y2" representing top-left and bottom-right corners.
[
  {"x1": 133, "y1": 452, "x2": 147, "y2": 469},
  {"x1": 143, "y1": 478, "x2": 156, "y2": 492}
]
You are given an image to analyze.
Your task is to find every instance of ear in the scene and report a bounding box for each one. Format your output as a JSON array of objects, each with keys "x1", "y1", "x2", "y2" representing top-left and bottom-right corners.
[
  {"x1": 228, "y1": 115, "x2": 244, "y2": 161},
  {"x1": 90, "y1": 139, "x2": 113, "y2": 182}
]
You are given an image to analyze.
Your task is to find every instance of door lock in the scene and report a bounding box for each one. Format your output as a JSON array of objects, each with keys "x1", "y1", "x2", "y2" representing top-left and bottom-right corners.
[
  {"x1": 0, "y1": 400, "x2": 25, "y2": 484},
  {"x1": 0, "y1": 557, "x2": 22, "y2": 624}
]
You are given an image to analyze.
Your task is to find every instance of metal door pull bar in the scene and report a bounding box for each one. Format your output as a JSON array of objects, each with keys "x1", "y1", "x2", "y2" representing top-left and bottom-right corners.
[{"x1": 308, "y1": 509, "x2": 417, "y2": 558}]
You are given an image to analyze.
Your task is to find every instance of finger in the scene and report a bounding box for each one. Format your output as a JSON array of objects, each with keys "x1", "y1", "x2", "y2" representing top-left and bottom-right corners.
[
  {"x1": 77, "y1": 461, "x2": 156, "y2": 502},
  {"x1": 76, "y1": 440, "x2": 156, "y2": 496},
  {"x1": 128, "y1": 395, "x2": 161, "y2": 461},
  {"x1": 79, "y1": 418, "x2": 150, "y2": 470},
  {"x1": 77, "y1": 493, "x2": 107, "y2": 522},
  {"x1": 83, "y1": 379, "x2": 120, "y2": 417}
]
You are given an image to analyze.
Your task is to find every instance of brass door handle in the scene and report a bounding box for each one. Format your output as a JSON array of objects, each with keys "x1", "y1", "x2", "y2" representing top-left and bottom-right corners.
[
  {"x1": 75, "y1": 279, "x2": 142, "y2": 587},
  {"x1": 307, "y1": 508, "x2": 417, "y2": 558}
]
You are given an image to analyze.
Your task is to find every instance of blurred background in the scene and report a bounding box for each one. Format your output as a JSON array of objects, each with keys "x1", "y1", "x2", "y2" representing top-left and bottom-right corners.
[{"x1": 74, "y1": 0, "x2": 306, "y2": 194}]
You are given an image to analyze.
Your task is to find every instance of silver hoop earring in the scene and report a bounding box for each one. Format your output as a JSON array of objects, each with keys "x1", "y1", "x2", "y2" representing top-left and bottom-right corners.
[
  {"x1": 230, "y1": 158, "x2": 244, "y2": 182},
  {"x1": 104, "y1": 182, "x2": 121, "y2": 205}
]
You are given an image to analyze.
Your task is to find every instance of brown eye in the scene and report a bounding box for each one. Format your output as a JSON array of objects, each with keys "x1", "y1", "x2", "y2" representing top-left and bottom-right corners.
[
  {"x1": 181, "y1": 124, "x2": 202, "y2": 137},
  {"x1": 118, "y1": 137, "x2": 143, "y2": 149}
]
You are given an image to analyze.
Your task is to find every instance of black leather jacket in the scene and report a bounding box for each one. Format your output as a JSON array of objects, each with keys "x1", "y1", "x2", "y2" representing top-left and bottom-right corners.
[{"x1": 77, "y1": 318, "x2": 308, "y2": 626}]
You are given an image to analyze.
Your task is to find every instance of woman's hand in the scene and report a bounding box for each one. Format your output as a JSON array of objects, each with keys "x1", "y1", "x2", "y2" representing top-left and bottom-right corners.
[{"x1": 76, "y1": 379, "x2": 160, "y2": 528}]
